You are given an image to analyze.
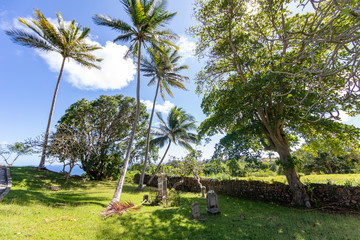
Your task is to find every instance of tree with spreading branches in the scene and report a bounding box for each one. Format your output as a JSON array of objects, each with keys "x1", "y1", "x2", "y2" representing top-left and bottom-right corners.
[
  {"x1": 0, "y1": 143, "x2": 32, "y2": 167},
  {"x1": 147, "y1": 107, "x2": 198, "y2": 185},
  {"x1": 191, "y1": 0, "x2": 360, "y2": 207},
  {"x1": 93, "y1": 0, "x2": 177, "y2": 203},
  {"x1": 6, "y1": 9, "x2": 102, "y2": 169},
  {"x1": 137, "y1": 47, "x2": 189, "y2": 190}
]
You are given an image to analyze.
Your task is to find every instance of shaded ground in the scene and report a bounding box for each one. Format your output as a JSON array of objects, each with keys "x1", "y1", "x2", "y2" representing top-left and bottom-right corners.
[{"x1": 0, "y1": 167, "x2": 359, "y2": 240}]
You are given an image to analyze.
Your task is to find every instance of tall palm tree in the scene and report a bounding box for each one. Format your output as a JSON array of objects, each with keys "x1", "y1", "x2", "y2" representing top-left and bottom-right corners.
[
  {"x1": 137, "y1": 47, "x2": 188, "y2": 190},
  {"x1": 93, "y1": 0, "x2": 177, "y2": 203},
  {"x1": 147, "y1": 106, "x2": 197, "y2": 185},
  {"x1": 6, "y1": 9, "x2": 102, "y2": 169}
]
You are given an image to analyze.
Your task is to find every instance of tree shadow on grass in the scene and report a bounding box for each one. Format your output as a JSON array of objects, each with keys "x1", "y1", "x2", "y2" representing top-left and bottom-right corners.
[
  {"x1": 97, "y1": 193, "x2": 360, "y2": 240},
  {"x1": 4, "y1": 167, "x2": 114, "y2": 207},
  {"x1": 9, "y1": 167, "x2": 98, "y2": 190},
  {"x1": 3, "y1": 189, "x2": 109, "y2": 208}
]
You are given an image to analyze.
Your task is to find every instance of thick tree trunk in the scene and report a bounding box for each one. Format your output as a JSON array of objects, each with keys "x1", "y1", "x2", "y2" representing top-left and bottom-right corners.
[
  {"x1": 256, "y1": 106, "x2": 310, "y2": 207},
  {"x1": 137, "y1": 78, "x2": 161, "y2": 191},
  {"x1": 277, "y1": 146, "x2": 311, "y2": 207},
  {"x1": 39, "y1": 57, "x2": 66, "y2": 169},
  {"x1": 111, "y1": 42, "x2": 142, "y2": 203},
  {"x1": 147, "y1": 140, "x2": 171, "y2": 185}
]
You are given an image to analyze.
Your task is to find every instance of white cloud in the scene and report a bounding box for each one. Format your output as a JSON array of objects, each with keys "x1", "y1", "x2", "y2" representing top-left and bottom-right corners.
[
  {"x1": 37, "y1": 41, "x2": 136, "y2": 90},
  {"x1": 0, "y1": 141, "x2": 9, "y2": 145},
  {"x1": 141, "y1": 100, "x2": 174, "y2": 114},
  {"x1": 9, "y1": 16, "x2": 136, "y2": 90},
  {"x1": 177, "y1": 36, "x2": 196, "y2": 63}
]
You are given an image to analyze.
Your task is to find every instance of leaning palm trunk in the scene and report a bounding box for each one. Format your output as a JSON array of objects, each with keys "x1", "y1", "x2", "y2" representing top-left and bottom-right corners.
[
  {"x1": 147, "y1": 140, "x2": 171, "y2": 185},
  {"x1": 111, "y1": 44, "x2": 142, "y2": 203},
  {"x1": 138, "y1": 78, "x2": 161, "y2": 191},
  {"x1": 39, "y1": 57, "x2": 66, "y2": 169}
]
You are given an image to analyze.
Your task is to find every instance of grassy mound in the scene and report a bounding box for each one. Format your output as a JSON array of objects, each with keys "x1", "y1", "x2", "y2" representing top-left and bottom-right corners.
[{"x1": 0, "y1": 167, "x2": 359, "y2": 239}]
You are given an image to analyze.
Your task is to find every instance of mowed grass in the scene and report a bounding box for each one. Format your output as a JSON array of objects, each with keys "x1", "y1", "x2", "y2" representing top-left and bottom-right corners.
[
  {"x1": 239, "y1": 174, "x2": 360, "y2": 186},
  {"x1": 0, "y1": 167, "x2": 359, "y2": 240}
]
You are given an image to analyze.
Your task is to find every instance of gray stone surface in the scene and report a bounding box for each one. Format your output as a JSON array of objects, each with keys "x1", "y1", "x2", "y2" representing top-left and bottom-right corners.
[
  {"x1": 157, "y1": 167, "x2": 167, "y2": 202},
  {"x1": 191, "y1": 202, "x2": 201, "y2": 219},
  {"x1": 0, "y1": 165, "x2": 12, "y2": 201},
  {"x1": 0, "y1": 166, "x2": 6, "y2": 194},
  {"x1": 206, "y1": 187, "x2": 221, "y2": 214}
]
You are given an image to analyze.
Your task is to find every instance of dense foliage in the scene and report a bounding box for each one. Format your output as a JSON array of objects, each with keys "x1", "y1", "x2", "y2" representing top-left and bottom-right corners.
[
  {"x1": 49, "y1": 95, "x2": 154, "y2": 180},
  {"x1": 190, "y1": 0, "x2": 360, "y2": 206},
  {"x1": 295, "y1": 133, "x2": 360, "y2": 174}
]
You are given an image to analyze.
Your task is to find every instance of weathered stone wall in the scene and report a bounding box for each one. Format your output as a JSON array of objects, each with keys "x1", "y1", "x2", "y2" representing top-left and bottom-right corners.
[{"x1": 134, "y1": 174, "x2": 360, "y2": 208}]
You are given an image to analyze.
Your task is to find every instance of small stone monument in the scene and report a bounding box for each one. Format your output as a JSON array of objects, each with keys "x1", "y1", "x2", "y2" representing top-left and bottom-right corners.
[
  {"x1": 143, "y1": 194, "x2": 149, "y2": 203},
  {"x1": 191, "y1": 202, "x2": 201, "y2": 219},
  {"x1": 157, "y1": 167, "x2": 167, "y2": 202},
  {"x1": 206, "y1": 187, "x2": 220, "y2": 214},
  {"x1": 201, "y1": 186, "x2": 206, "y2": 198}
]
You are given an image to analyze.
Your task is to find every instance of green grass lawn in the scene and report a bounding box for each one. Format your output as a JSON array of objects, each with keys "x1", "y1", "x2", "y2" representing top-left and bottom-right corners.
[
  {"x1": 0, "y1": 167, "x2": 359, "y2": 240},
  {"x1": 236, "y1": 174, "x2": 360, "y2": 186}
]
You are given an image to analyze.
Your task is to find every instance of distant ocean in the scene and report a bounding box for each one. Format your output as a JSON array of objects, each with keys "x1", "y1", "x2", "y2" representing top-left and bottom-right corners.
[
  {"x1": 46, "y1": 165, "x2": 85, "y2": 176},
  {"x1": 15, "y1": 164, "x2": 86, "y2": 176}
]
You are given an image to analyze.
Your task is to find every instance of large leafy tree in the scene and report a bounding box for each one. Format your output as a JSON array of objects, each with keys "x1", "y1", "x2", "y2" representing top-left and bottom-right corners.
[
  {"x1": 294, "y1": 131, "x2": 360, "y2": 174},
  {"x1": 93, "y1": 0, "x2": 177, "y2": 202},
  {"x1": 49, "y1": 95, "x2": 152, "y2": 180},
  {"x1": 147, "y1": 107, "x2": 197, "y2": 184},
  {"x1": 191, "y1": 0, "x2": 360, "y2": 206},
  {"x1": 6, "y1": 9, "x2": 102, "y2": 169},
  {"x1": 137, "y1": 47, "x2": 189, "y2": 190}
]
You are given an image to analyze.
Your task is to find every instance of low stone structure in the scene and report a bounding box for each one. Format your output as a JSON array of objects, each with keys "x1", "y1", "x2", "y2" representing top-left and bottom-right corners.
[
  {"x1": 157, "y1": 167, "x2": 167, "y2": 202},
  {"x1": 0, "y1": 166, "x2": 12, "y2": 201},
  {"x1": 206, "y1": 187, "x2": 221, "y2": 214},
  {"x1": 191, "y1": 202, "x2": 200, "y2": 219},
  {"x1": 134, "y1": 174, "x2": 360, "y2": 209}
]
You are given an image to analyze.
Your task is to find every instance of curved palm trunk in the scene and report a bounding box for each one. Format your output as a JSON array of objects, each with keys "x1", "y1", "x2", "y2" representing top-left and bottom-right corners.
[
  {"x1": 137, "y1": 78, "x2": 161, "y2": 191},
  {"x1": 147, "y1": 140, "x2": 171, "y2": 185},
  {"x1": 39, "y1": 57, "x2": 66, "y2": 169},
  {"x1": 111, "y1": 42, "x2": 142, "y2": 203}
]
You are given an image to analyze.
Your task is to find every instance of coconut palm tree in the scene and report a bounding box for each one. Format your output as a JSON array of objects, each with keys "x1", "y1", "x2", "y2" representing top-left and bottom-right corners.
[
  {"x1": 93, "y1": 0, "x2": 177, "y2": 203},
  {"x1": 137, "y1": 47, "x2": 188, "y2": 190},
  {"x1": 147, "y1": 107, "x2": 197, "y2": 185},
  {"x1": 6, "y1": 9, "x2": 102, "y2": 169}
]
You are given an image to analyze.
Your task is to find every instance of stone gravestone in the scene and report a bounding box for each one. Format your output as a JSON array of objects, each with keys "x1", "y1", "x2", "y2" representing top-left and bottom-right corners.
[
  {"x1": 191, "y1": 202, "x2": 201, "y2": 219},
  {"x1": 157, "y1": 167, "x2": 167, "y2": 202},
  {"x1": 201, "y1": 186, "x2": 206, "y2": 198},
  {"x1": 206, "y1": 187, "x2": 221, "y2": 214}
]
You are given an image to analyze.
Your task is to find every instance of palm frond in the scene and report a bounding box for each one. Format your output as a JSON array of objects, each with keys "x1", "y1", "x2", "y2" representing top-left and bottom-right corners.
[
  {"x1": 101, "y1": 201, "x2": 142, "y2": 219},
  {"x1": 8, "y1": 9, "x2": 102, "y2": 70}
]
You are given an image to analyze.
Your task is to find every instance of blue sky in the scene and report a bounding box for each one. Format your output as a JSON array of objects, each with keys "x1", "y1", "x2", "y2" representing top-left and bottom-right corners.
[
  {"x1": 0, "y1": 1, "x2": 359, "y2": 167},
  {"x1": 0, "y1": 0, "x2": 223, "y2": 166}
]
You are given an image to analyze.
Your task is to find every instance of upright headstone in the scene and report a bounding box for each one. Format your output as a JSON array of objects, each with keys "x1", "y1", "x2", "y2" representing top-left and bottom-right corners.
[
  {"x1": 206, "y1": 187, "x2": 221, "y2": 214},
  {"x1": 201, "y1": 186, "x2": 206, "y2": 198},
  {"x1": 157, "y1": 167, "x2": 167, "y2": 202},
  {"x1": 191, "y1": 202, "x2": 201, "y2": 219}
]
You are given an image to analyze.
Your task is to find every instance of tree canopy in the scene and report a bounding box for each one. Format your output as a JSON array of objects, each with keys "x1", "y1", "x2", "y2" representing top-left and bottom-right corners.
[
  {"x1": 50, "y1": 95, "x2": 153, "y2": 180},
  {"x1": 191, "y1": 0, "x2": 360, "y2": 206}
]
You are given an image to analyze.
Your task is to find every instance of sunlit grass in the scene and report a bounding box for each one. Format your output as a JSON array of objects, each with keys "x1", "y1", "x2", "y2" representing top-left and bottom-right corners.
[
  {"x1": 0, "y1": 167, "x2": 359, "y2": 239},
  {"x1": 236, "y1": 174, "x2": 360, "y2": 186}
]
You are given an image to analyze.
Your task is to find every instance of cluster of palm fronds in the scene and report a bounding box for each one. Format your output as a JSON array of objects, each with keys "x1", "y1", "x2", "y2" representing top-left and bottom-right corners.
[{"x1": 101, "y1": 201, "x2": 142, "y2": 219}]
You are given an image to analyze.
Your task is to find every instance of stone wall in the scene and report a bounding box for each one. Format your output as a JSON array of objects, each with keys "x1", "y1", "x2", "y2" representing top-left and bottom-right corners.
[{"x1": 134, "y1": 174, "x2": 360, "y2": 208}]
